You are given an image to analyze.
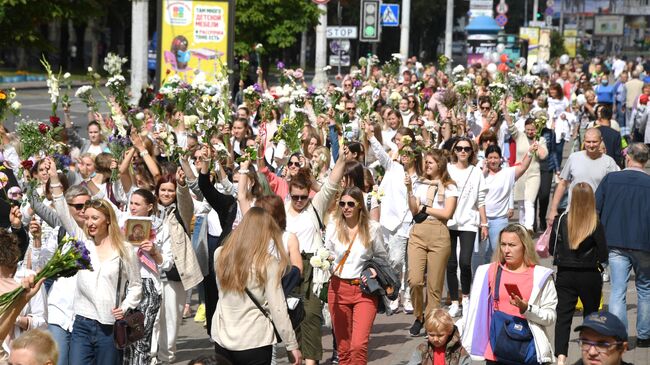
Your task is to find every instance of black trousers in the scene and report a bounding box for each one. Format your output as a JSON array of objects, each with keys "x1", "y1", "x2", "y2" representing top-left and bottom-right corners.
[
  {"x1": 214, "y1": 342, "x2": 272, "y2": 365},
  {"x1": 554, "y1": 267, "x2": 602, "y2": 357},
  {"x1": 536, "y1": 169, "x2": 553, "y2": 232},
  {"x1": 446, "y1": 229, "x2": 476, "y2": 300},
  {"x1": 204, "y1": 233, "x2": 222, "y2": 336}
]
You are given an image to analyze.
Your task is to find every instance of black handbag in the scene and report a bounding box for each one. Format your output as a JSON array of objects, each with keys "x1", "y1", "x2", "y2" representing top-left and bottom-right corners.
[{"x1": 113, "y1": 259, "x2": 146, "y2": 350}]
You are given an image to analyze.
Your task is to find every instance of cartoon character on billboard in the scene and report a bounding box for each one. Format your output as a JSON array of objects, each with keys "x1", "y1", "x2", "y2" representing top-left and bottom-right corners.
[{"x1": 171, "y1": 35, "x2": 190, "y2": 69}]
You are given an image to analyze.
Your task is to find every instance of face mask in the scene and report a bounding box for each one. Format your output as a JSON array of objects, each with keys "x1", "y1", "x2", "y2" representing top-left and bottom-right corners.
[
  {"x1": 601, "y1": 80, "x2": 609, "y2": 86},
  {"x1": 177, "y1": 50, "x2": 190, "y2": 63}
]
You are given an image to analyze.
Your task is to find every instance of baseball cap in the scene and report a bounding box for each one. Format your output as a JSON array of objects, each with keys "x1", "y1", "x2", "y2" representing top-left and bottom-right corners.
[
  {"x1": 640, "y1": 94, "x2": 649, "y2": 105},
  {"x1": 574, "y1": 311, "x2": 628, "y2": 341}
]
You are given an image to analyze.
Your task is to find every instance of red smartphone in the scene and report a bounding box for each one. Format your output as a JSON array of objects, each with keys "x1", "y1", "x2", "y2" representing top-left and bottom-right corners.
[{"x1": 504, "y1": 283, "x2": 522, "y2": 298}]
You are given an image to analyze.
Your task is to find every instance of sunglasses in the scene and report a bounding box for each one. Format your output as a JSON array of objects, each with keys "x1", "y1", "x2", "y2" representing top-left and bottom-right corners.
[
  {"x1": 69, "y1": 203, "x2": 86, "y2": 211},
  {"x1": 287, "y1": 161, "x2": 301, "y2": 168},
  {"x1": 454, "y1": 146, "x2": 473, "y2": 153},
  {"x1": 83, "y1": 199, "x2": 104, "y2": 209},
  {"x1": 480, "y1": 106, "x2": 491, "y2": 110},
  {"x1": 291, "y1": 194, "x2": 309, "y2": 202},
  {"x1": 338, "y1": 201, "x2": 357, "y2": 208}
]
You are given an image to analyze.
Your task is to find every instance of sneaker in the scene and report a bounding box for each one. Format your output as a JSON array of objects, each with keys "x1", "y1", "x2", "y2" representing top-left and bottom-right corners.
[
  {"x1": 403, "y1": 298, "x2": 414, "y2": 314},
  {"x1": 194, "y1": 303, "x2": 206, "y2": 323},
  {"x1": 461, "y1": 297, "x2": 469, "y2": 318},
  {"x1": 389, "y1": 298, "x2": 400, "y2": 313},
  {"x1": 448, "y1": 302, "x2": 461, "y2": 318},
  {"x1": 182, "y1": 304, "x2": 192, "y2": 319},
  {"x1": 330, "y1": 350, "x2": 339, "y2": 364},
  {"x1": 409, "y1": 318, "x2": 423, "y2": 337},
  {"x1": 637, "y1": 338, "x2": 650, "y2": 348}
]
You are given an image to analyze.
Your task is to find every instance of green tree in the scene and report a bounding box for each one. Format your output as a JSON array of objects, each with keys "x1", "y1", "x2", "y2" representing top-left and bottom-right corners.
[
  {"x1": 550, "y1": 30, "x2": 568, "y2": 59},
  {"x1": 234, "y1": 0, "x2": 321, "y2": 56}
]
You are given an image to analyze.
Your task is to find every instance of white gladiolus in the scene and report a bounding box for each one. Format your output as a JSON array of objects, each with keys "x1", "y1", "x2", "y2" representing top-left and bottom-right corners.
[
  {"x1": 75, "y1": 85, "x2": 93, "y2": 98},
  {"x1": 63, "y1": 72, "x2": 71, "y2": 79},
  {"x1": 10, "y1": 101, "x2": 21, "y2": 110},
  {"x1": 452, "y1": 65, "x2": 465, "y2": 74}
]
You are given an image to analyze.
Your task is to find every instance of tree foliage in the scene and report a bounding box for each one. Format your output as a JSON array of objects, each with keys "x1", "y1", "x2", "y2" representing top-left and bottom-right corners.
[
  {"x1": 550, "y1": 30, "x2": 567, "y2": 59},
  {"x1": 234, "y1": 0, "x2": 322, "y2": 56}
]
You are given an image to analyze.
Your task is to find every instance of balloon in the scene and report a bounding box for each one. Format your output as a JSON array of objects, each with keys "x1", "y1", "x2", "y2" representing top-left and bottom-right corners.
[
  {"x1": 518, "y1": 57, "x2": 527, "y2": 67},
  {"x1": 500, "y1": 54, "x2": 508, "y2": 63},
  {"x1": 496, "y1": 44, "x2": 506, "y2": 53},
  {"x1": 490, "y1": 52, "x2": 499, "y2": 63},
  {"x1": 559, "y1": 54, "x2": 570, "y2": 65},
  {"x1": 487, "y1": 63, "x2": 497, "y2": 74},
  {"x1": 498, "y1": 63, "x2": 508, "y2": 72},
  {"x1": 531, "y1": 64, "x2": 540, "y2": 75},
  {"x1": 483, "y1": 53, "x2": 491, "y2": 62}
]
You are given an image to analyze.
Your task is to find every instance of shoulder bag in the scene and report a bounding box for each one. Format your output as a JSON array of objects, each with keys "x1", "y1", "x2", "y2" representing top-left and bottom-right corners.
[
  {"x1": 412, "y1": 183, "x2": 437, "y2": 224},
  {"x1": 318, "y1": 231, "x2": 357, "y2": 303},
  {"x1": 488, "y1": 264, "x2": 538, "y2": 365},
  {"x1": 244, "y1": 287, "x2": 305, "y2": 344},
  {"x1": 113, "y1": 259, "x2": 146, "y2": 350}
]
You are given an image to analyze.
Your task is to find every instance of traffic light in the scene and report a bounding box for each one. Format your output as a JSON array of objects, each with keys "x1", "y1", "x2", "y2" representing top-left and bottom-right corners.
[
  {"x1": 535, "y1": 12, "x2": 542, "y2": 20},
  {"x1": 360, "y1": 0, "x2": 381, "y2": 42}
]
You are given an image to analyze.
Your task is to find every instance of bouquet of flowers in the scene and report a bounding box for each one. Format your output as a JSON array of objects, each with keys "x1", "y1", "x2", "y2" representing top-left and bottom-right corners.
[
  {"x1": 107, "y1": 133, "x2": 132, "y2": 181},
  {"x1": 0, "y1": 88, "x2": 21, "y2": 121},
  {"x1": 104, "y1": 52, "x2": 128, "y2": 76},
  {"x1": 309, "y1": 247, "x2": 332, "y2": 271},
  {"x1": 382, "y1": 54, "x2": 402, "y2": 78},
  {"x1": 239, "y1": 59, "x2": 249, "y2": 82},
  {"x1": 235, "y1": 145, "x2": 258, "y2": 163},
  {"x1": 438, "y1": 55, "x2": 450, "y2": 73},
  {"x1": 454, "y1": 78, "x2": 473, "y2": 104},
  {"x1": 15, "y1": 120, "x2": 65, "y2": 160},
  {"x1": 40, "y1": 57, "x2": 60, "y2": 118},
  {"x1": 0, "y1": 236, "x2": 92, "y2": 315},
  {"x1": 488, "y1": 82, "x2": 508, "y2": 111},
  {"x1": 273, "y1": 115, "x2": 303, "y2": 153},
  {"x1": 60, "y1": 72, "x2": 72, "y2": 109},
  {"x1": 440, "y1": 89, "x2": 459, "y2": 110},
  {"x1": 75, "y1": 85, "x2": 98, "y2": 112},
  {"x1": 106, "y1": 75, "x2": 129, "y2": 111},
  {"x1": 243, "y1": 85, "x2": 261, "y2": 107}
]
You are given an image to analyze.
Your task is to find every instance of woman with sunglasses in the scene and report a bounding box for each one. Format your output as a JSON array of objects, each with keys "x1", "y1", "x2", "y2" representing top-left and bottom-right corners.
[
  {"x1": 446, "y1": 137, "x2": 488, "y2": 318},
  {"x1": 150, "y1": 170, "x2": 203, "y2": 365},
  {"x1": 325, "y1": 186, "x2": 390, "y2": 364},
  {"x1": 365, "y1": 121, "x2": 418, "y2": 313},
  {"x1": 47, "y1": 157, "x2": 142, "y2": 365},
  {"x1": 405, "y1": 149, "x2": 458, "y2": 336},
  {"x1": 283, "y1": 147, "x2": 346, "y2": 365},
  {"x1": 259, "y1": 150, "x2": 309, "y2": 200}
]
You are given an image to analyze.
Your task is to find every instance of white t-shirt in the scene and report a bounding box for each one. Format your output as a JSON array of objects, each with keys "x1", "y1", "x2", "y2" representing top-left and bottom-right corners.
[
  {"x1": 485, "y1": 167, "x2": 516, "y2": 218},
  {"x1": 412, "y1": 181, "x2": 459, "y2": 211}
]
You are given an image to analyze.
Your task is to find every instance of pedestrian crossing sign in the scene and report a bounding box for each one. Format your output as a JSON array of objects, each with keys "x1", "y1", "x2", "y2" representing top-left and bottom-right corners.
[{"x1": 380, "y1": 4, "x2": 400, "y2": 27}]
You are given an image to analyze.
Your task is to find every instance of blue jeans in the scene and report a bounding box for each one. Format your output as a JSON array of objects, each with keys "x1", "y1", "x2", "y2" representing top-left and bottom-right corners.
[
  {"x1": 49, "y1": 324, "x2": 71, "y2": 365},
  {"x1": 69, "y1": 316, "x2": 122, "y2": 365},
  {"x1": 608, "y1": 248, "x2": 650, "y2": 340}
]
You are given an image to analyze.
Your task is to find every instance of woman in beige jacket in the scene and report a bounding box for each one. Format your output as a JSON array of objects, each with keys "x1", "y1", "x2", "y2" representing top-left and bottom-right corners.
[{"x1": 212, "y1": 207, "x2": 302, "y2": 365}]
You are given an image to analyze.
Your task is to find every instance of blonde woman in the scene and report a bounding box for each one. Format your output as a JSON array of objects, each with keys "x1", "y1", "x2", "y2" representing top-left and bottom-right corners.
[
  {"x1": 325, "y1": 186, "x2": 389, "y2": 364},
  {"x1": 462, "y1": 224, "x2": 557, "y2": 365},
  {"x1": 48, "y1": 158, "x2": 142, "y2": 365},
  {"x1": 550, "y1": 183, "x2": 608, "y2": 365},
  {"x1": 405, "y1": 149, "x2": 458, "y2": 336},
  {"x1": 212, "y1": 207, "x2": 302, "y2": 365}
]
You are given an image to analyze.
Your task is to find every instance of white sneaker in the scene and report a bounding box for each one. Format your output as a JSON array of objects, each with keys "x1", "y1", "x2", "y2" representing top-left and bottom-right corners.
[
  {"x1": 389, "y1": 298, "x2": 400, "y2": 313},
  {"x1": 448, "y1": 302, "x2": 461, "y2": 317},
  {"x1": 461, "y1": 297, "x2": 469, "y2": 318},
  {"x1": 403, "y1": 298, "x2": 414, "y2": 314}
]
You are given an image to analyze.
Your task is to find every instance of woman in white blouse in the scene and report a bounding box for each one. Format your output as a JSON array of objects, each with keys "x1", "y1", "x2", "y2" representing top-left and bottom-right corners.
[
  {"x1": 325, "y1": 186, "x2": 390, "y2": 365},
  {"x1": 48, "y1": 158, "x2": 142, "y2": 365},
  {"x1": 405, "y1": 149, "x2": 458, "y2": 336}
]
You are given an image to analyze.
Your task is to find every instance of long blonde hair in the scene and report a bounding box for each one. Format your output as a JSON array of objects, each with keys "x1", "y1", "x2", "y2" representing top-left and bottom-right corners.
[
  {"x1": 567, "y1": 182, "x2": 598, "y2": 250},
  {"x1": 335, "y1": 187, "x2": 371, "y2": 248},
  {"x1": 83, "y1": 199, "x2": 128, "y2": 259},
  {"x1": 216, "y1": 207, "x2": 288, "y2": 293}
]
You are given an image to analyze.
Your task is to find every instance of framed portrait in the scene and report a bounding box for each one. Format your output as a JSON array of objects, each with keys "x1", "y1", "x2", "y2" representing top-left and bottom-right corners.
[{"x1": 125, "y1": 217, "x2": 152, "y2": 245}]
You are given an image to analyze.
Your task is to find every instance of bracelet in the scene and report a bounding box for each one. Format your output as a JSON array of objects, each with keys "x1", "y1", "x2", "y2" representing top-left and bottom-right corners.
[
  {"x1": 139, "y1": 150, "x2": 150, "y2": 158},
  {"x1": 480, "y1": 223, "x2": 489, "y2": 228},
  {"x1": 49, "y1": 183, "x2": 62, "y2": 188},
  {"x1": 239, "y1": 169, "x2": 249, "y2": 174}
]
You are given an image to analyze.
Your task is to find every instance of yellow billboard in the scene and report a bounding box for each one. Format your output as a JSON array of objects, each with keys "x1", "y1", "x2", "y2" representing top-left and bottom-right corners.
[
  {"x1": 519, "y1": 27, "x2": 539, "y2": 72},
  {"x1": 158, "y1": 0, "x2": 233, "y2": 86}
]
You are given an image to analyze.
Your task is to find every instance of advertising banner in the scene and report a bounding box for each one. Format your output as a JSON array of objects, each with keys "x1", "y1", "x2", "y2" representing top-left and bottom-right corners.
[
  {"x1": 158, "y1": 0, "x2": 233, "y2": 87},
  {"x1": 519, "y1": 27, "x2": 539, "y2": 72}
]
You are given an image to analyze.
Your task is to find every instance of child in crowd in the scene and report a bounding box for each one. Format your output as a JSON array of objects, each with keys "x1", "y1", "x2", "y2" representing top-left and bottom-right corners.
[{"x1": 407, "y1": 309, "x2": 470, "y2": 365}]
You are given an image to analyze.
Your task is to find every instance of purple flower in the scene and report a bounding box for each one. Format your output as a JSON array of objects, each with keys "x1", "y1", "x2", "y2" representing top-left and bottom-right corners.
[
  {"x1": 353, "y1": 79, "x2": 362, "y2": 88},
  {"x1": 307, "y1": 85, "x2": 316, "y2": 95},
  {"x1": 277, "y1": 61, "x2": 285, "y2": 70},
  {"x1": 253, "y1": 83, "x2": 263, "y2": 93}
]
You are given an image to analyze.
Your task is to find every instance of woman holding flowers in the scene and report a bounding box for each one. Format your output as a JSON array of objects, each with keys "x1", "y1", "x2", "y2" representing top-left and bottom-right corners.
[
  {"x1": 48, "y1": 156, "x2": 142, "y2": 365},
  {"x1": 325, "y1": 186, "x2": 390, "y2": 364},
  {"x1": 405, "y1": 149, "x2": 458, "y2": 336}
]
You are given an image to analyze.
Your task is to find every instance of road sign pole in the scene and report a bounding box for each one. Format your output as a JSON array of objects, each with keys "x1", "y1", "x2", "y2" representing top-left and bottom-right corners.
[{"x1": 337, "y1": 0, "x2": 342, "y2": 76}]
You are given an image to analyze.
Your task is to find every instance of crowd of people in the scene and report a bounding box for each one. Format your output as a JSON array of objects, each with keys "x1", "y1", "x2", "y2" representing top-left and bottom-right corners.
[{"x1": 0, "y1": 51, "x2": 649, "y2": 365}]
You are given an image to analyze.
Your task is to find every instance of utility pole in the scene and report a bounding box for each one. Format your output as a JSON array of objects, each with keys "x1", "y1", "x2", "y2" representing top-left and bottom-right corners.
[
  {"x1": 524, "y1": 0, "x2": 529, "y2": 26},
  {"x1": 399, "y1": 0, "x2": 411, "y2": 58},
  {"x1": 532, "y1": 0, "x2": 539, "y2": 24},
  {"x1": 130, "y1": 0, "x2": 149, "y2": 104},
  {"x1": 312, "y1": 4, "x2": 328, "y2": 88},
  {"x1": 444, "y1": 0, "x2": 454, "y2": 61}
]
